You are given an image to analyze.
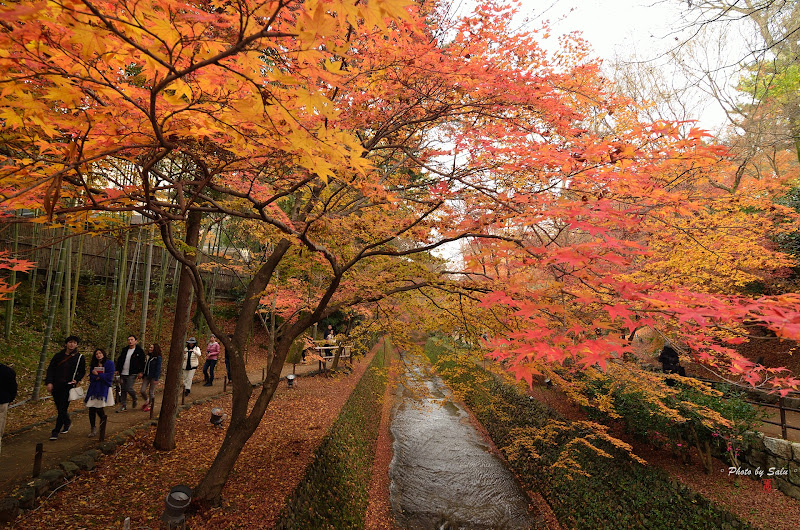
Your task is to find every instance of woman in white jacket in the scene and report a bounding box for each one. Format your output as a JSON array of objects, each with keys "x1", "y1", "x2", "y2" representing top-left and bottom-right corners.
[{"x1": 182, "y1": 337, "x2": 202, "y2": 396}]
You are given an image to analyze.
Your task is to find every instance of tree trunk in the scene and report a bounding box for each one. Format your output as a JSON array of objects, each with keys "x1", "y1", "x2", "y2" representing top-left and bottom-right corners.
[
  {"x1": 191, "y1": 239, "x2": 292, "y2": 504},
  {"x1": 4, "y1": 216, "x2": 19, "y2": 340},
  {"x1": 790, "y1": 114, "x2": 800, "y2": 166},
  {"x1": 331, "y1": 344, "x2": 343, "y2": 370},
  {"x1": 191, "y1": 374, "x2": 281, "y2": 507},
  {"x1": 32, "y1": 238, "x2": 65, "y2": 400},
  {"x1": 153, "y1": 211, "x2": 202, "y2": 451}
]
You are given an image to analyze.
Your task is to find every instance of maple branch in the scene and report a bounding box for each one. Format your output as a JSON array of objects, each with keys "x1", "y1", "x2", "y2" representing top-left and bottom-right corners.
[
  {"x1": 347, "y1": 200, "x2": 444, "y2": 266},
  {"x1": 324, "y1": 280, "x2": 433, "y2": 316}
]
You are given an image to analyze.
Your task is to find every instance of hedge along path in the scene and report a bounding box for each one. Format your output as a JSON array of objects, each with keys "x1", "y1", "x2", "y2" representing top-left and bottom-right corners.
[
  {"x1": 364, "y1": 346, "x2": 399, "y2": 530},
  {"x1": 11, "y1": 343, "x2": 384, "y2": 529},
  {"x1": 275, "y1": 340, "x2": 391, "y2": 529}
]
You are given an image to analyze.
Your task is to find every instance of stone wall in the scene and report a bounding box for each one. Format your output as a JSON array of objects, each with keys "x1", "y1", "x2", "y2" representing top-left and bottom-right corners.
[{"x1": 739, "y1": 432, "x2": 800, "y2": 500}]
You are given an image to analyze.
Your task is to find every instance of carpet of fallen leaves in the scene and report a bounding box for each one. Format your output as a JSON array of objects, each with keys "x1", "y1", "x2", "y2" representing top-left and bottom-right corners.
[
  {"x1": 13, "y1": 347, "x2": 378, "y2": 529},
  {"x1": 528, "y1": 385, "x2": 800, "y2": 530},
  {"x1": 364, "y1": 356, "x2": 397, "y2": 530}
]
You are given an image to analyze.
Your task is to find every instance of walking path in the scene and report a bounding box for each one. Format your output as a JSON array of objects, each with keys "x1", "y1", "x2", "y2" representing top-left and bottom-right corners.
[
  {"x1": 9, "y1": 345, "x2": 379, "y2": 529},
  {"x1": 0, "y1": 361, "x2": 320, "y2": 494}
]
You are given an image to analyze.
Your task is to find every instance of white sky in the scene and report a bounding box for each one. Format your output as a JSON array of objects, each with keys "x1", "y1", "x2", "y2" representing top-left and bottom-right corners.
[
  {"x1": 537, "y1": 0, "x2": 686, "y2": 60},
  {"x1": 517, "y1": 0, "x2": 747, "y2": 131}
]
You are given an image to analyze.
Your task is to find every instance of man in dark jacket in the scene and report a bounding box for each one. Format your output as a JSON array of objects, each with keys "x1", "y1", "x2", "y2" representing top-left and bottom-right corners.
[
  {"x1": 0, "y1": 361, "x2": 17, "y2": 455},
  {"x1": 45, "y1": 335, "x2": 86, "y2": 440},
  {"x1": 115, "y1": 334, "x2": 145, "y2": 412}
]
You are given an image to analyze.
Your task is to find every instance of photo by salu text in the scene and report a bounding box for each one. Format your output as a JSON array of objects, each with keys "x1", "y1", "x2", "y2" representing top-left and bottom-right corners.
[{"x1": 728, "y1": 466, "x2": 793, "y2": 478}]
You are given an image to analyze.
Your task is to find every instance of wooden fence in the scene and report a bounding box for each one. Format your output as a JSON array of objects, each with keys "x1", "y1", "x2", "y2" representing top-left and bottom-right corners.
[
  {"x1": 696, "y1": 376, "x2": 800, "y2": 440},
  {"x1": 0, "y1": 221, "x2": 247, "y2": 299}
]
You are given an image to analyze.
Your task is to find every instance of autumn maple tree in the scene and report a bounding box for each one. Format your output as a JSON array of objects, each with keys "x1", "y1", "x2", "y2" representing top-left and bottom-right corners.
[{"x1": 3, "y1": 0, "x2": 800, "y2": 507}]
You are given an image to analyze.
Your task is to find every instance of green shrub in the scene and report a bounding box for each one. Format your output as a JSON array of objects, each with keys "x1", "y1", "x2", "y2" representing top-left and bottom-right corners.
[
  {"x1": 275, "y1": 340, "x2": 389, "y2": 529},
  {"x1": 571, "y1": 368, "x2": 763, "y2": 471}
]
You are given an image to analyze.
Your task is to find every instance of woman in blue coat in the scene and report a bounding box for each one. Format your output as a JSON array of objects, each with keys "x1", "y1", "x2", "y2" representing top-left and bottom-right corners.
[{"x1": 84, "y1": 348, "x2": 115, "y2": 437}]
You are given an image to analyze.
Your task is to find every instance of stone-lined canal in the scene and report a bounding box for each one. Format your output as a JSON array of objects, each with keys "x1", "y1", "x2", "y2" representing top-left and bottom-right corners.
[{"x1": 389, "y1": 355, "x2": 543, "y2": 529}]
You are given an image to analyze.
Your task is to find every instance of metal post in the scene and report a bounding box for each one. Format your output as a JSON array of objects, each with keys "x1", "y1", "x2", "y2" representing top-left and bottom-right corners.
[
  {"x1": 99, "y1": 416, "x2": 107, "y2": 442},
  {"x1": 149, "y1": 396, "x2": 155, "y2": 420},
  {"x1": 779, "y1": 397, "x2": 787, "y2": 440},
  {"x1": 33, "y1": 443, "x2": 43, "y2": 477}
]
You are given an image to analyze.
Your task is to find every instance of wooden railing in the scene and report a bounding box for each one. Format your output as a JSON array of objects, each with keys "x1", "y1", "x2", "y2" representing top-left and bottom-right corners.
[
  {"x1": 311, "y1": 340, "x2": 352, "y2": 360},
  {"x1": 695, "y1": 376, "x2": 800, "y2": 440}
]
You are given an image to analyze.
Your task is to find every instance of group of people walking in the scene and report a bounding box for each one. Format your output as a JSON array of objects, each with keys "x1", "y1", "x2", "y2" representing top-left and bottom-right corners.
[{"x1": 42, "y1": 333, "x2": 224, "y2": 441}]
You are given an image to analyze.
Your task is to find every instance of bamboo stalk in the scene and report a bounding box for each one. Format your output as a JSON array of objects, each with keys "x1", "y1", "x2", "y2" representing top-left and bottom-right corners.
[
  {"x1": 62, "y1": 235, "x2": 72, "y2": 335},
  {"x1": 28, "y1": 221, "x2": 39, "y2": 318},
  {"x1": 69, "y1": 233, "x2": 84, "y2": 327},
  {"x1": 140, "y1": 225, "x2": 154, "y2": 345},
  {"x1": 155, "y1": 250, "x2": 168, "y2": 340},
  {"x1": 32, "y1": 238, "x2": 65, "y2": 400},
  {"x1": 111, "y1": 230, "x2": 129, "y2": 354},
  {"x1": 43, "y1": 228, "x2": 57, "y2": 313},
  {"x1": 124, "y1": 228, "x2": 141, "y2": 312},
  {"x1": 4, "y1": 216, "x2": 19, "y2": 339}
]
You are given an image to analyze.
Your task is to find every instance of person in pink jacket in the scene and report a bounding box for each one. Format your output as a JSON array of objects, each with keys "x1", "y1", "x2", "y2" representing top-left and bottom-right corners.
[{"x1": 202, "y1": 334, "x2": 220, "y2": 386}]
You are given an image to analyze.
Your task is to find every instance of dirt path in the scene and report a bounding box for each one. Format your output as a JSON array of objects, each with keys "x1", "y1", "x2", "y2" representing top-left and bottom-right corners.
[
  {"x1": 0, "y1": 360, "x2": 321, "y2": 495},
  {"x1": 8, "y1": 346, "x2": 380, "y2": 528}
]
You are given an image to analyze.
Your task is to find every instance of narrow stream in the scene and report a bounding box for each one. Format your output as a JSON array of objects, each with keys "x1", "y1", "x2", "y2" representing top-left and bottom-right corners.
[{"x1": 389, "y1": 355, "x2": 543, "y2": 529}]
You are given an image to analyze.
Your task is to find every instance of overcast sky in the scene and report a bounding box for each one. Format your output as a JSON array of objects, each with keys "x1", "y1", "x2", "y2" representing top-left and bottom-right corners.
[
  {"x1": 540, "y1": 0, "x2": 687, "y2": 60},
  {"x1": 519, "y1": 0, "x2": 745, "y2": 131}
]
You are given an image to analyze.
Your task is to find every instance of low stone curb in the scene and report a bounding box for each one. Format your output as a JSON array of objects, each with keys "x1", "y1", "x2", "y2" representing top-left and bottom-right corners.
[
  {"x1": 0, "y1": 373, "x2": 312, "y2": 526},
  {"x1": 0, "y1": 419, "x2": 151, "y2": 526}
]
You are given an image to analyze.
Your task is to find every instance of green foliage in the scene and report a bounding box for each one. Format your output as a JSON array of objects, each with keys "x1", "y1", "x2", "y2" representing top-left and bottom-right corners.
[
  {"x1": 287, "y1": 338, "x2": 305, "y2": 365},
  {"x1": 574, "y1": 367, "x2": 762, "y2": 471},
  {"x1": 212, "y1": 302, "x2": 241, "y2": 321},
  {"x1": 424, "y1": 338, "x2": 750, "y2": 530},
  {"x1": 275, "y1": 340, "x2": 389, "y2": 529},
  {"x1": 738, "y1": 52, "x2": 800, "y2": 103}
]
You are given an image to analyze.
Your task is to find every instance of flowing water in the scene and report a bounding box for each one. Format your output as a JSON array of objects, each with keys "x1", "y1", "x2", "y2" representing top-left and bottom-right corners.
[{"x1": 389, "y1": 356, "x2": 544, "y2": 529}]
